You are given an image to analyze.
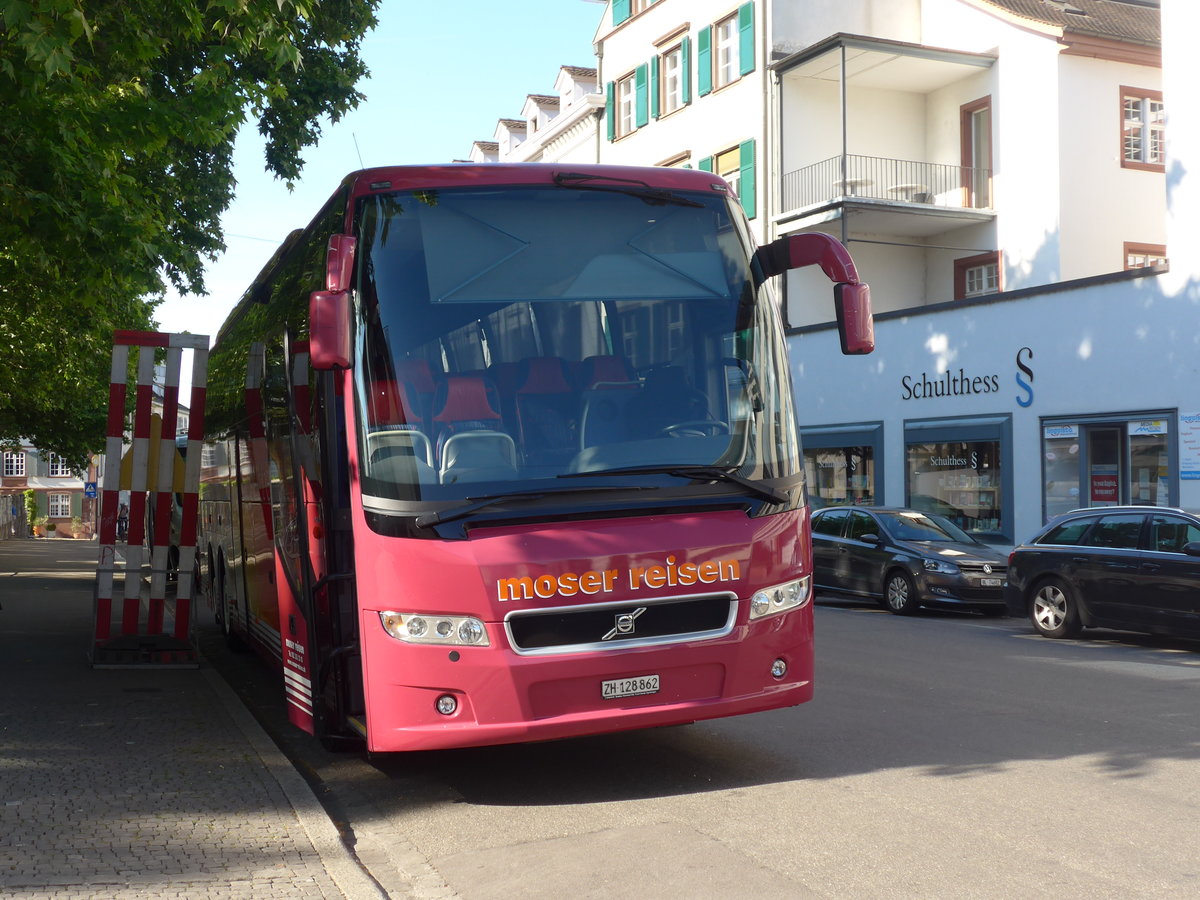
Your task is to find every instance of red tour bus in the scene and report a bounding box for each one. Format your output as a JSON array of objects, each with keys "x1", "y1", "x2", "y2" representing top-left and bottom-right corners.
[{"x1": 198, "y1": 163, "x2": 873, "y2": 753}]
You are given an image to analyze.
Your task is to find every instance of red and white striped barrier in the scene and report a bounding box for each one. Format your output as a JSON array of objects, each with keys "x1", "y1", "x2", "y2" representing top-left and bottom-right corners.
[{"x1": 92, "y1": 330, "x2": 209, "y2": 667}]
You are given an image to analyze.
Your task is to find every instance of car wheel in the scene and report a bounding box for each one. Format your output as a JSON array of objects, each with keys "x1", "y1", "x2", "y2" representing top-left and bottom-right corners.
[
  {"x1": 884, "y1": 570, "x2": 919, "y2": 615},
  {"x1": 1030, "y1": 578, "x2": 1081, "y2": 639}
]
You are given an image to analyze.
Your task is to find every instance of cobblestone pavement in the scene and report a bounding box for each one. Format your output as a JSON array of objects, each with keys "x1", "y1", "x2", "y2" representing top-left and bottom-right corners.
[{"x1": 0, "y1": 538, "x2": 385, "y2": 899}]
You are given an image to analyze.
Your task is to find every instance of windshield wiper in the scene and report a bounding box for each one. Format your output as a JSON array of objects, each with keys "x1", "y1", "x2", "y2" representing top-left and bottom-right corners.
[
  {"x1": 553, "y1": 171, "x2": 704, "y2": 208},
  {"x1": 414, "y1": 484, "x2": 643, "y2": 529},
  {"x1": 560, "y1": 464, "x2": 789, "y2": 505}
]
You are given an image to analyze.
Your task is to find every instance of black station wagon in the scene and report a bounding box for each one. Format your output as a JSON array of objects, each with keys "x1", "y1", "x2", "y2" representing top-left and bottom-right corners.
[{"x1": 1005, "y1": 506, "x2": 1200, "y2": 640}]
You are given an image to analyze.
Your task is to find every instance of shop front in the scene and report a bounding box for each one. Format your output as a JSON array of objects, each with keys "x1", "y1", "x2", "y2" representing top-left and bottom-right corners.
[{"x1": 1041, "y1": 413, "x2": 1175, "y2": 521}]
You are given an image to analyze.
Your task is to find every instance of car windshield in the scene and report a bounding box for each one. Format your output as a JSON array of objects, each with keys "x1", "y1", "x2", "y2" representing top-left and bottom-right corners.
[
  {"x1": 352, "y1": 184, "x2": 801, "y2": 514},
  {"x1": 877, "y1": 511, "x2": 974, "y2": 543}
]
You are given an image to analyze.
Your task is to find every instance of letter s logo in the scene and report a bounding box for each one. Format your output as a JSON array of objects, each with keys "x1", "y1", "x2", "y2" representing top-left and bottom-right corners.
[{"x1": 1015, "y1": 346, "x2": 1034, "y2": 408}]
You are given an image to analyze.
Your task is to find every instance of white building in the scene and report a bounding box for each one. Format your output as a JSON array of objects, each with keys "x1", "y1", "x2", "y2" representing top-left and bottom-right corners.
[
  {"x1": 474, "y1": 66, "x2": 603, "y2": 165},
  {"x1": 594, "y1": 0, "x2": 771, "y2": 240},
  {"x1": 781, "y1": 0, "x2": 1197, "y2": 548}
]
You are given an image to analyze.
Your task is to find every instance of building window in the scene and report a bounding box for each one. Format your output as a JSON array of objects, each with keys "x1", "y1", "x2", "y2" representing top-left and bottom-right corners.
[
  {"x1": 715, "y1": 146, "x2": 742, "y2": 199},
  {"x1": 1122, "y1": 87, "x2": 1165, "y2": 171},
  {"x1": 960, "y1": 97, "x2": 992, "y2": 208},
  {"x1": 906, "y1": 439, "x2": 1003, "y2": 537},
  {"x1": 714, "y1": 14, "x2": 739, "y2": 89},
  {"x1": 3, "y1": 451, "x2": 25, "y2": 477},
  {"x1": 954, "y1": 251, "x2": 1002, "y2": 300},
  {"x1": 616, "y1": 73, "x2": 636, "y2": 138},
  {"x1": 697, "y1": 3, "x2": 754, "y2": 97},
  {"x1": 661, "y1": 44, "x2": 684, "y2": 115},
  {"x1": 1124, "y1": 242, "x2": 1167, "y2": 270},
  {"x1": 804, "y1": 446, "x2": 876, "y2": 507},
  {"x1": 1041, "y1": 417, "x2": 1172, "y2": 521},
  {"x1": 48, "y1": 493, "x2": 71, "y2": 518},
  {"x1": 47, "y1": 454, "x2": 71, "y2": 477}
]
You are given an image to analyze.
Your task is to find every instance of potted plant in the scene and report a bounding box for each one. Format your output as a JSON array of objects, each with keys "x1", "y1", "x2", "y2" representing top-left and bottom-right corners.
[
  {"x1": 33, "y1": 516, "x2": 48, "y2": 538},
  {"x1": 71, "y1": 516, "x2": 85, "y2": 538},
  {"x1": 45, "y1": 519, "x2": 57, "y2": 538}
]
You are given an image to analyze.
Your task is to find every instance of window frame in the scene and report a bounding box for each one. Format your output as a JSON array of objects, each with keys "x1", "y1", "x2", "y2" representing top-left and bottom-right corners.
[
  {"x1": 615, "y1": 72, "x2": 637, "y2": 139},
  {"x1": 713, "y1": 13, "x2": 739, "y2": 90},
  {"x1": 1120, "y1": 86, "x2": 1165, "y2": 173},
  {"x1": 660, "y1": 42, "x2": 685, "y2": 117},
  {"x1": 960, "y1": 96, "x2": 992, "y2": 209},
  {"x1": 47, "y1": 453, "x2": 71, "y2": 477},
  {"x1": 48, "y1": 492, "x2": 71, "y2": 518},
  {"x1": 953, "y1": 251, "x2": 1002, "y2": 300},
  {"x1": 3, "y1": 451, "x2": 26, "y2": 477},
  {"x1": 1123, "y1": 241, "x2": 1167, "y2": 270}
]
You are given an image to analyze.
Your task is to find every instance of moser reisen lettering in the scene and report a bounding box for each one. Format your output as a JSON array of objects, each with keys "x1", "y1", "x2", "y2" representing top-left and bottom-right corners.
[
  {"x1": 496, "y1": 556, "x2": 742, "y2": 602},
  {"x1": 902, "y1": 368, "x2": 1000, "y2": 400}
]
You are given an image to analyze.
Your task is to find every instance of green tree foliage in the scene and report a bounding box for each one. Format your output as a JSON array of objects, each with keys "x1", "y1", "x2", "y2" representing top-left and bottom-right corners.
[{"x1": 0, "y1": 0, "x2": 379, "y2": 467}]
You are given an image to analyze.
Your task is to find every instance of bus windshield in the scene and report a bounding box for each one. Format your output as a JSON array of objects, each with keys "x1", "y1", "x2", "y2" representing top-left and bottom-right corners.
[{"x1": 353, "y1": 184, "x2": 799, "y2": 512}]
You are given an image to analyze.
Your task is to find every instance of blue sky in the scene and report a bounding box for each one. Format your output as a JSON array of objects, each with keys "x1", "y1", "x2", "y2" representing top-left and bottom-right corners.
[{"x1": 156, "y1": 0, "x2": 607, "y2": 344}]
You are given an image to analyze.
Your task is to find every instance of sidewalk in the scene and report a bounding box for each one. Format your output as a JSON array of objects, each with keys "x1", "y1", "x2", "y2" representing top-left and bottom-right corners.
[{"x1": 0, "y1": 538, "x2": 385, "y2": 899}]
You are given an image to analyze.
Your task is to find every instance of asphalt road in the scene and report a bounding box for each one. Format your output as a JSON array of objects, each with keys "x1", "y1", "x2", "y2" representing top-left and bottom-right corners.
[{"x1": 201, "y1": 597, "x2": 1200, "y2": 899}]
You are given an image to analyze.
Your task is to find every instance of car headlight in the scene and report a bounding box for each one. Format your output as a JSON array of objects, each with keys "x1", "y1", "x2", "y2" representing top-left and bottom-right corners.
[
  {"x1": 379, "y1": 611, "x2": 490, "y2": 646},
  {"x1": 749, "y1": 576, "x2": 812, "y2": 620},
  {"x1": 922, "y1": 558, "x2": 960, "y2": 574}
]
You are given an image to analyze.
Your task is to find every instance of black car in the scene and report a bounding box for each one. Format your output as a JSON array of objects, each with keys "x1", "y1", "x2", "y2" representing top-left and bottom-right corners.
[
  {"x1": 1005, "y1": 505, "x2": 1200, "y2": 640},
  {"x1": 810, "y1": 506, "x2": 1009, "y2": 615}
]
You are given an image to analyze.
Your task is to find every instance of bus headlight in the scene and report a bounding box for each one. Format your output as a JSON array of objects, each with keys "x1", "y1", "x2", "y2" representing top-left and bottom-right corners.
[
  {"x1": 379, "y1": 611, "x2": 490, "y2": 646},
  {"x1": 749, "y1": 576, "x2": 812, "y2": 621}
]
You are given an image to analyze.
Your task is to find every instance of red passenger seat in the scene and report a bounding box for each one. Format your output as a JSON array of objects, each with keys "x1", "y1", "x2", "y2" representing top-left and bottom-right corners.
[{"x1": 515, "y1": 357, "x2": 576, "y2": 469}]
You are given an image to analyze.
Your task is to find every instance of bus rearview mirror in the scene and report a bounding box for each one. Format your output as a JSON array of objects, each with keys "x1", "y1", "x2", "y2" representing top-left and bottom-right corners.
[
  {"x1": 835, "y1": 282, "x2": 875, "y2": 355},
  {"x1": 326, "y1": 234, "x2": 357, "y2": 294},
  {"x1": 309, "y1": 290, "x2": 352, "y2": 370}
]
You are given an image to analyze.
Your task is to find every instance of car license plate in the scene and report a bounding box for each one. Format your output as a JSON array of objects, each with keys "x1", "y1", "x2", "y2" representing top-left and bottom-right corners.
[
  {"x1": 601, "y1": 674, "x2": 660, "y2": 699},
  {"x1": 981, "y1": 577, "x2": 1002, "y2": 587}
]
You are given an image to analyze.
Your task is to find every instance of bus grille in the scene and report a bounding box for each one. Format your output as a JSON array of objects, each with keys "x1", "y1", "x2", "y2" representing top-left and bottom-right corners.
[{"x1": 505, "y1": 593, "x2": 737, "y2": 655}]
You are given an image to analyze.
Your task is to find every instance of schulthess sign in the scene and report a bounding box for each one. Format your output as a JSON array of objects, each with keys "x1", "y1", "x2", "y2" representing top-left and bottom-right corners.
[{"x1": 900, "y1": 347, "x2": 1035, "y2": 406}]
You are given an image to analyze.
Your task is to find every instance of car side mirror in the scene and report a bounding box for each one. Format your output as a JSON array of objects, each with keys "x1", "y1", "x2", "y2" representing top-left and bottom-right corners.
[
  {"x1": 859, "y1": 533, "x2": 881, "y2": 545},
  {"x1": 1183, "y1": 541, "x2": 1200, "y2": 557}
]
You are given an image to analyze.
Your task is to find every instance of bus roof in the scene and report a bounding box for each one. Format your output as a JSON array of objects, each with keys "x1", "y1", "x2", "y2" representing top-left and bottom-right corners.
[{"x1": 337, "y1": 162, "x2": 734, "y2": 200}]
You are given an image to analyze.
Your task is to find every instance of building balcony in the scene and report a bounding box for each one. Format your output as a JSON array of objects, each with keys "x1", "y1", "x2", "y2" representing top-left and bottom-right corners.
[{"x1": 777, "y1": 154, "x2": 995, "y2": 238}]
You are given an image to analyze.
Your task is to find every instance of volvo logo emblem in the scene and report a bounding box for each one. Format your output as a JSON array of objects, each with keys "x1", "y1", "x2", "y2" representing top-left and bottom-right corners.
[
  {"x1": 602, "y1": 607, "x2": 646, "y2": 641},
  {"x1": 982, "y1": 564, "x2": 993, "y2": 575}
]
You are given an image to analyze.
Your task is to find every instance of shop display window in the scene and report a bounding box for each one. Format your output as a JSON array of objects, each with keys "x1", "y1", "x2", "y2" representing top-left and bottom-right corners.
[
  {"x1": 1041, "y1": 418, "x2": 1172, "y2": 522},
  {"x1": 905, "y1": 439, "x2": 1002, "y2": 536},
  {"x1": 804, "y1": 445, "x2": 874, "y2": 508}
]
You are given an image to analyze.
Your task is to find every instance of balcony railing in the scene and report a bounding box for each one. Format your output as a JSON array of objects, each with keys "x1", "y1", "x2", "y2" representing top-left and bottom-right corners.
[{"x1": 781, "y1": 155, "x2": 992, "y2": 213}]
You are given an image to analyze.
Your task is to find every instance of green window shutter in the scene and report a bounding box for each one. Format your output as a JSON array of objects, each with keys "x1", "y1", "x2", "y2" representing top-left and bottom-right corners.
[
  {"x1": 738, "y1": 3, "x2": 755, "y2": 76},
  {"x1": 697, "y1": 26, "x2": 712, "y2": 96},
  {"x1": 739, "y1": 139, "x2": 757, "y2": 219},
  {"x1": 650, "y1": 55, "x2": 660, "y2": 119},
  {"x1": 635, "y1": 63, "x2": 649, "y2": 128},
  {"x1": 681, "y1": 36, "x2": 692, "y2": 104},
  {"x1": 613, "y1": 0, "x2": 631, "y2": 26},
  {"x1": 698, "y1": 156, "x2": 714, "y2": 172},
  {"x1": 605, "y1": 81, "x2": 615, "y2": 141}
]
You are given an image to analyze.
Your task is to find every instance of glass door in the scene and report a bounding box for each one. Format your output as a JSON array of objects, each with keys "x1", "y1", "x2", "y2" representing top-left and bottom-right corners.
[{"x1": 1086, "y1": 427, "x2": 1122, "y2": 507}]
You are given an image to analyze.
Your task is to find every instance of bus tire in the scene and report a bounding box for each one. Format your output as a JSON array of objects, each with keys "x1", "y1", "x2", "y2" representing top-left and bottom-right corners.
[{"x1": 216, "y1": 558, "x2": 246, "y2": 652}]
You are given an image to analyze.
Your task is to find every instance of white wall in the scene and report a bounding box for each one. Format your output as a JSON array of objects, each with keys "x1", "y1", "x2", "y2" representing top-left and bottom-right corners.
[
  {"x1": 597, "y1": 0, "x2": 769, "y2": 240},
  {"x1": 1058, "y1": 55, "x2": 1165, "y2": 280},
  {"x1": 771, "y1": 0, "x2": 920, "y2": 58}
]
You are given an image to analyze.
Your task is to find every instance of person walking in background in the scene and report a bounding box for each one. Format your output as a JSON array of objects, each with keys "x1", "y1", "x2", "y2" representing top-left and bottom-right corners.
[{"x1": 117, "y1": 502, "x2": 129, "y2": 542}]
